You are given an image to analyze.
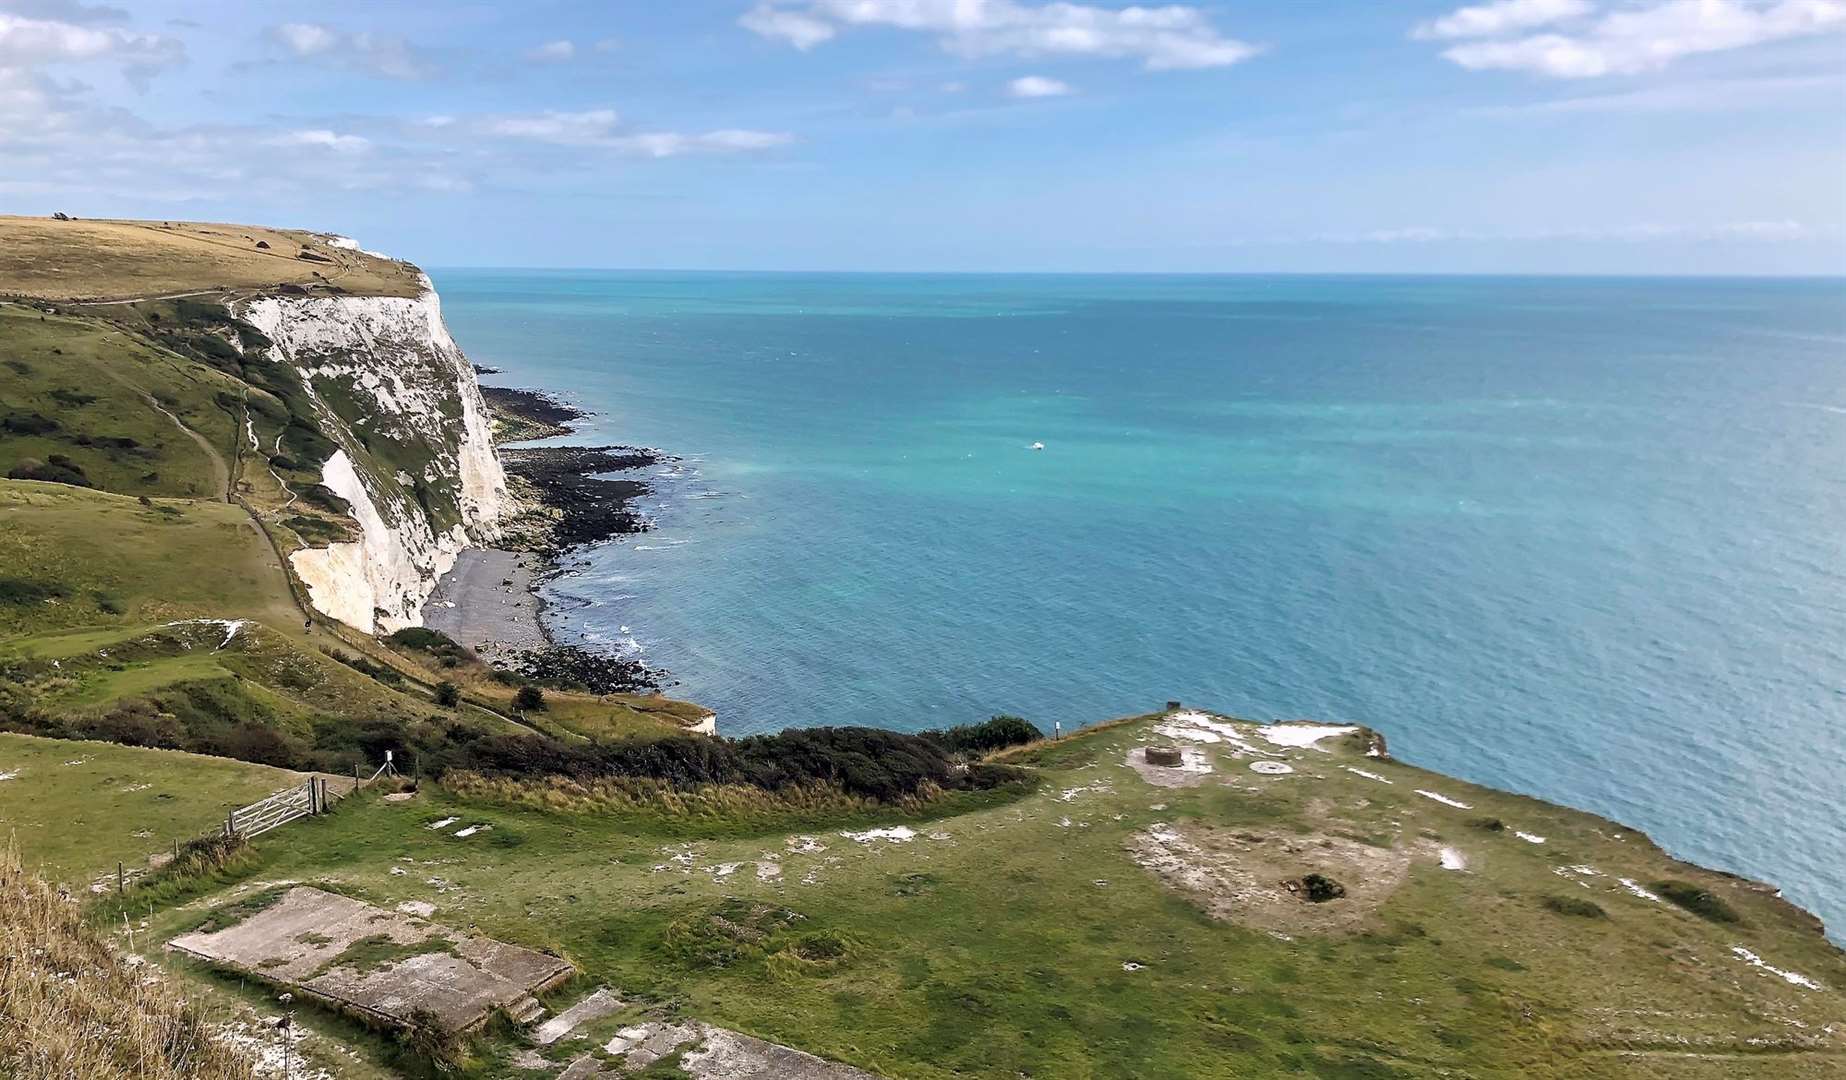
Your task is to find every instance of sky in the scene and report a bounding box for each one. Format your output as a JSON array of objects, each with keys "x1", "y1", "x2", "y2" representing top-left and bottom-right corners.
[{"x1": 2, "y1": 0, "x2": 1843, "y2": 273}]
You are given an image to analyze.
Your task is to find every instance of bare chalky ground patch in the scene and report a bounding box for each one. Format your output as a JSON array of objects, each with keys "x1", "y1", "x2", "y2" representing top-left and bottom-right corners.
[
  {"x1": 556, "y1": 1020, "x2": 885, "y2": 1079},
  {"x1": 167, "y1": 886, "x2": 571, "y2": 1033}
]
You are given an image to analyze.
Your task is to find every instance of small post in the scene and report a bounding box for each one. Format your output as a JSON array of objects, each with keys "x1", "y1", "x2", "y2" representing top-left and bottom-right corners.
[
  {"x1": 226, "y1": 808, "x2": 237, "y2": 838},
  {"x1": 173, "y1": 838, "x2": 180, "y2": 862},
  {"x1": 353, "y1": 762, "x2": 360, "y2": 795},
  {"x1": 1055, "y1": 721, "x2": 1062, "y2": 740},
  {"x1": 116, "y1": 862, "x2": 124, "y2": 894}
]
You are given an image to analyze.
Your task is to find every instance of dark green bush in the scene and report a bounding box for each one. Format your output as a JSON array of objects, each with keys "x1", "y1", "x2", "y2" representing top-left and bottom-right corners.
[
  {"x1": 512, "y1": 686, "x2": 547, "y2": 712},
  {"x1": 1300, "y1": 873, "x2": 1346, "y2": 903},
  {"x1": 2, "y1": 412, "x2": 59, "y2": 435},
  {"x1": 920, "y1": 714, "x2": 1043, "y2": 756},
  {"x1": 0, "y1": 577, "x2": 70, "y2": 605},
  {"x1": 1653, "y1": 881, "x2": 1742, "y2": 924}
]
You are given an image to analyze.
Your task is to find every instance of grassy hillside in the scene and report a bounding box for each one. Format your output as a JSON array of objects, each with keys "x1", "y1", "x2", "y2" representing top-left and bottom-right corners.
[
  {"x1": 105, "y1": 709, "x2": 1846, "y2": 1079},
  {"x1": 0, "y1": 483, "x2": 296, "y2": 637},
  {"x1": 0, "y1": 733, "x2": 317, "y2": 886},
  {"x1": 0, "y1": 303, "x2": 242, "y2": 499},
  {"x1": 0, "y1": 216, "x2": 423, "y2": 302}
]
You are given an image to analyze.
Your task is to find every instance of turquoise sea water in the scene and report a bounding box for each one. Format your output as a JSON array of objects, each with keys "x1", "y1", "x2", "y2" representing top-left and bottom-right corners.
[{"x1": 435, "y1": 271, "x2": 1846, "y2": 937}]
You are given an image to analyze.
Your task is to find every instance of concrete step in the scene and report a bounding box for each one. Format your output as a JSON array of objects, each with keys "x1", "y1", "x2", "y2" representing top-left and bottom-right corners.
[{"x1": 506, "y1": 995, "x2": 546, "y2": 1025}]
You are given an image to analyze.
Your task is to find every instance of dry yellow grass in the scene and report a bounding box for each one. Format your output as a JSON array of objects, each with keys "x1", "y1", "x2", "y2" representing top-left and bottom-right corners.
[
  {"x1": 0, "y1": 215, "x2": 424, "y2": 302},
  {"x1": 0, "y1": 840, "x2": 257, "y2": 1080}
]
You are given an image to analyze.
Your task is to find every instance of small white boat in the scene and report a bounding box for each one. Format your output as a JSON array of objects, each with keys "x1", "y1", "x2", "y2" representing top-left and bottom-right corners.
[{"x1": 1030, "y1": 441, "x2": 1045, "y2": 450}]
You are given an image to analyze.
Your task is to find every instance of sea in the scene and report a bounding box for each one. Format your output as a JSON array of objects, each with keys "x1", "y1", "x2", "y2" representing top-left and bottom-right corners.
[{"x1": 433, "y1": 270, "x2": 1846, "y2": 939}]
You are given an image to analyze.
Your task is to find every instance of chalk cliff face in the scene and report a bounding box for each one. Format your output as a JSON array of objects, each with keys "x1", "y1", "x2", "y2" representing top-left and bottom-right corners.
[{"x1": 238, "y1": 274, "x2": 509, "y2": 633}]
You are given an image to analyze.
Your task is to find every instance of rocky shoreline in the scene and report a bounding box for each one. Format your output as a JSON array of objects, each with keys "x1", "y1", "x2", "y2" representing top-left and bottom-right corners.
[
  {"x1": 425, "y1": 381, "x2": 673, "y2": 697},
  {"x1": 479, "y1": 385, "x2": 585, "y2": 442}
]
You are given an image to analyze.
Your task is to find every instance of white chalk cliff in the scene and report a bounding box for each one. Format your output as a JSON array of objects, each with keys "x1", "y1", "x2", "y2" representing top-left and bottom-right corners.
[{"x1": 239, "y1": 273, "x2": 509, "y2": 633}]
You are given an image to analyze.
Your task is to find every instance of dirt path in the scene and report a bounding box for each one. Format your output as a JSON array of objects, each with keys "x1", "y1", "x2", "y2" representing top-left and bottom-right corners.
[{"x1": 70, "y1": 288, "x2": 224, "y2": 306}]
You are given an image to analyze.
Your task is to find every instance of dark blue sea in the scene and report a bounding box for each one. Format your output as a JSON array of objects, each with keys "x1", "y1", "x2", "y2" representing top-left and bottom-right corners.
[{"x1": 435, "y1": 271, "x2": 1846, "y2": 937}]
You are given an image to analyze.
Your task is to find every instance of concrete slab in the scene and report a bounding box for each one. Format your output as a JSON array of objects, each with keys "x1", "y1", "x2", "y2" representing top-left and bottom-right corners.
[
  {"x1": 168, "y1": 886, "x2": 571, "y2": 1034},
  {"x1": 534, "y1": 987, "x2": 622, "y2": 1045}
]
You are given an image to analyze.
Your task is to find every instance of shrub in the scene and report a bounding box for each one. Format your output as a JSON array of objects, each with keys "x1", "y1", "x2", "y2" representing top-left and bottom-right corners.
[
  {"x1": 1540, "y1": 894, "x2": 1607, "y2": 919},
  {"x1": 94, "y1": 592, "x2": 125, "y2": 616},
  {"x1": 921, "y1": 714, "x2": 1044, "y2": 756},
  {"x1": 434, "y1": 681, "x2": 461, "y2": 708},
  {"x1": 1653, "y1": 881, "x2": 1742, "y2": 924},
  {"x1": 389, "y1": 627, "x2": 457, "y2": 651},
  {"x1": 1300, "y1": 873, "x2": 1346, "y2": 903},
  {"x1": 513, "y1": 686, "x2": 547, "y2": 712},
  {"x1": 7, "y1": 456, "x2": 91, "y2": 488},
  {"x1": 0, "y1": 578, "x2": 69, "y2": 606},
  {"x1": 1, "y1": 412, "x2": 59, "y2": 435}
]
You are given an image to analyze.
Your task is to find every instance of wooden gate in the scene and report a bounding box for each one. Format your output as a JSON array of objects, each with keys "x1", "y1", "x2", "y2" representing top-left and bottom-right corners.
[{"x1": 225, "y1": 778, "x2": 325, "y2": 839}]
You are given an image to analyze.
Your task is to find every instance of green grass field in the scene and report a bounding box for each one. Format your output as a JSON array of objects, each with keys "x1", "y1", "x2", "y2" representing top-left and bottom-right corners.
[
  {"x1": 0, "y1": 732, "x2": 311, "y2": 886},
  {"x1": 108, "y1": 710, "x2": 1846, "y2": 1079}
]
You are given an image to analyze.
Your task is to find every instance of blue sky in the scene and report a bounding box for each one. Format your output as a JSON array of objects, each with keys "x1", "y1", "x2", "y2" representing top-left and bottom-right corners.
[{"x1": 3, "y1": 0, "x2": 1843, "y2": 272}]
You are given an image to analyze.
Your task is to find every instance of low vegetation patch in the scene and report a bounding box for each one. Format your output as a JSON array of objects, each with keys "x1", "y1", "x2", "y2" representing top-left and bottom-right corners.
[{"x1": 1540, "y1": 894, "x2": 1608, "y2": 919}]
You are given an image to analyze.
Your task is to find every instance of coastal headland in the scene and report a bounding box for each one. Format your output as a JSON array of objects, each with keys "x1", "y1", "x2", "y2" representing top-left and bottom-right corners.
[{"x1": 0, "y1": 216, "x2": 1840, "y2": 1080}]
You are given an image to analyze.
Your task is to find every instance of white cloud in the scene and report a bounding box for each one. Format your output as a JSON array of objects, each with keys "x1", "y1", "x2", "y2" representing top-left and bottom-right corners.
[
  {"x1": 482, "y1": 108, "x2": 622, "y2": 143},
  {"x1": 740, "y1": 0, "x2": 1258, "y2": 70},
  {"x1": 1415, "y1": 0, "x2": 1592, "y2": 41},
  {"x1": 1317, "y1": 220, "x2": 1818, "y2": 243},
  {"x1": 524, "y1": 39, "x2": 576, "y2": 63},
  {"x1": 0, "y1": 10, "x2": 183, "y2": 85},
  {"x1": 1426, "y1": 0, "x2": 1846, "y2": 78},
  {"x1": 740, "y1": 5, "x2": 838, "y2": 49},
  {"x1": 1007, "y1": 74, "x2": 1073, "y2": 97},
  {"x1": 273, "y1": 21, "x2": 338, "y2": 56},
  {"x1": 3, "y1": 1, "x2": 129, "y2": 25},
  {"x1": 1472, "y1": 72, "x2": 1841, "y2": 113},
  {"x1": 265, "y1": 128, "x2": 371, "y2": 153},
  {"x1": 476, "y1": 108, "x2": 793, "y2": 156},
  {"x1": 265, "y1": 22, "x2": 432, "y2": 80}
]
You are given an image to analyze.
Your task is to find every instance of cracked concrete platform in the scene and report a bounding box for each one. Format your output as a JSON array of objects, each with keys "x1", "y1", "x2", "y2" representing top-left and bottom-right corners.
[{"x1": 168, "y1": 886, "x2": 571, "y2": 1033}]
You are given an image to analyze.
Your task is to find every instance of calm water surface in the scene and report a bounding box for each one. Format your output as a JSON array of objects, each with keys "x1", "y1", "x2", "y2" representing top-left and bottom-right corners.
[{"x1": 435, "y1": 270, "x2": 1846, "y2": 937}]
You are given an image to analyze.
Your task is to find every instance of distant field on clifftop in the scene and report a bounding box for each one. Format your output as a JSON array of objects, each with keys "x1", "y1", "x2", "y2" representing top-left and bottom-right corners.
[{"x1": 0, "y1": 216, "x2": 424, "y2": 302}]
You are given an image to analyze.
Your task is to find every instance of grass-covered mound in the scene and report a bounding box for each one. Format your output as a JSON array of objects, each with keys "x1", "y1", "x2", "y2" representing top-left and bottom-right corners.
[{"x1": 0, "y1": 841, "x2": 257, "y2": 1080}]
